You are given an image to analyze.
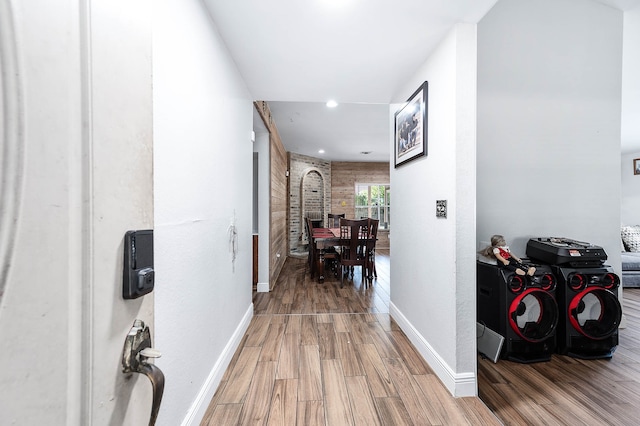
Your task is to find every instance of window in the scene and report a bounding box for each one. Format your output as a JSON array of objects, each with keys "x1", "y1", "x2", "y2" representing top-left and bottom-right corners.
[{"x1": 355, "y1": 184, "x2": 390, "y2": 230}]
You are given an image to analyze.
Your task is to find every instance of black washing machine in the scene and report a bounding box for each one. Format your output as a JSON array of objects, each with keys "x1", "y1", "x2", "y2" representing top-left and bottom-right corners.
[
  {"x1": 477, "y1": 261, "x2": 559, "y2": 363},
  {"x1": 526, "y1": 238, "x2": 622, "y2": 359}
]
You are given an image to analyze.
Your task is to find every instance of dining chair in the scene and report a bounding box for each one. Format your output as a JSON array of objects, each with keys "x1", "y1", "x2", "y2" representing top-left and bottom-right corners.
[
  {"x1": 305, "y1": 217, "x2": 317, "y2": 278},
  {"x1": 327, "y1": 213, "x2": 345, "y2": 228},
  {"x1": 337, "y1": 218, "x2": 370, "y2": 288},
  {"x1": 306, "y1": 217, "x2": 339, "y2": 281},
  {"x1": 366, "y1": 218, "x2": 379, "y2": 281}
]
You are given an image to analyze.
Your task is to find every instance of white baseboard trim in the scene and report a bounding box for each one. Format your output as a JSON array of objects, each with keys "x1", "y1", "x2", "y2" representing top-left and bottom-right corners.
[
  {"x1": 181, "y1": 303, "x2": 254, "y2": 426},
  {"x1": 389, "y1": 302, "x2": 476, "y2": 397},
  {"x1": 257, "y1": 281, "x2": 269, "y2": 293}
]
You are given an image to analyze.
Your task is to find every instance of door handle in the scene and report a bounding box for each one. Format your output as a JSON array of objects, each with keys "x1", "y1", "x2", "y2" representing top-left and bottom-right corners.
[{"x1": 122, "y1": 319, "x2": 165, "y2": 426}]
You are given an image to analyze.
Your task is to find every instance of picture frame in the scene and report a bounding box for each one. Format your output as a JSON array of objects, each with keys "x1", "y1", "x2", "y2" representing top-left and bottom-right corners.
[
  {"x1": 394, "y1": 81, "x2": 428, "y2": 168},
  {"x1": 635, "y1": 158, "x2": 640, "y2": 175}
]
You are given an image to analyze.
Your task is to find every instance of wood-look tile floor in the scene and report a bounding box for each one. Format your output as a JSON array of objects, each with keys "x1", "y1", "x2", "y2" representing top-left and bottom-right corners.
[
  {"x1": 479, "y1": 287, "x2": 640, "y2": 426},
  {"x1": 202, "y1": 251, "x2": 640, "y2": 425},
  {"x1": 201, "y1": 251, "x2": 499, "y2": 425}
]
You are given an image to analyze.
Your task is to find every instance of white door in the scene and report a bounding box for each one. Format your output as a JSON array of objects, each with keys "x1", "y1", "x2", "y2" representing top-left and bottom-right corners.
[{"x1": 0, "y1": 0, "x2": 155, "y2": 424}]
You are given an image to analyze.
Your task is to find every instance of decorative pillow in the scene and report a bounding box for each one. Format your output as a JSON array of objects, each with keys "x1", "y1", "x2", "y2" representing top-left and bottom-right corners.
[{"x1": 621, "y1": 226, "x2": 640, "y2": 252}]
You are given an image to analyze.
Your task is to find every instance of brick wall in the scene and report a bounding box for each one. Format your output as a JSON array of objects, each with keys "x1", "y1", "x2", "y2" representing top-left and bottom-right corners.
[{"x1": 289, "y1": 153, "x2": 331, "y2": 253}]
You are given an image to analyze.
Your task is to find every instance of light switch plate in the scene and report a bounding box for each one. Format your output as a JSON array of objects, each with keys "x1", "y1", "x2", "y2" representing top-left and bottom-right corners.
[{"x1": 436, "y1": 200, "x2": 447, "y2": 218}]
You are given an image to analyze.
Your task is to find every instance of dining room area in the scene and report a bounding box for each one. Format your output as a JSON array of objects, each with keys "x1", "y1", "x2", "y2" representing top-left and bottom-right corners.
[{"x1": 251, "y1": 107, "x2": 392, "y2": 295}]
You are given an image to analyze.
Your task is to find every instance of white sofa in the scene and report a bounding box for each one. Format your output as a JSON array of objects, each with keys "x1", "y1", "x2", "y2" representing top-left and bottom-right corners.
[{"x1": 621, "y1": 225, "x2": 640, "y2": 287}]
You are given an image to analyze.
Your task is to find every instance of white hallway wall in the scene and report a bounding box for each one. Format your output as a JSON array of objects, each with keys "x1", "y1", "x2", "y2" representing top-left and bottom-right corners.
[
  {"x1": 621, "y1": 6, "x2": 640, "y2": 225},
  {"x1": 153, "y1": 0, "x2": 254, "y2": 424},
  {"x1": 390, "y1": 23, "x2": 478, "y2": 397},
  {"x1": 622, "y1": 151, "x2": 640, "y2": 225},
  {"x1": 622, "y1": 5, "x2": 640, "y2": 151},
  {"x1": 477, "y1": 0, "x2": 623, "y2": 274}
]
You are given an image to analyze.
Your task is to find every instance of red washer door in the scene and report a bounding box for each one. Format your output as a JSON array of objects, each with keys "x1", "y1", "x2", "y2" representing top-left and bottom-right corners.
[
  {"x1": 509, "y1": 288, "x2": 559, "y2": 342},
  {"x1": 568, "y1": 288, "x2": 622, "y2": 340}
]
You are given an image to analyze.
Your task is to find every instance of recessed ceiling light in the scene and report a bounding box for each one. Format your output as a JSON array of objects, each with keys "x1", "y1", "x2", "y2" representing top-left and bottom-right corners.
[
  {"x1": 326, "y1": 100, "x2": 338, "y2": 108},
  {"x1": 321, "y1": 0, "x2": 354, "y2": 10},
  {"x1": 318, "y1": 149, "x2": 325, "y2": 154}
]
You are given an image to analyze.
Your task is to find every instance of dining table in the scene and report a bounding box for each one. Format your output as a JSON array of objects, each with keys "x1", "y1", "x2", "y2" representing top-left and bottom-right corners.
[
  {"x1": 310, "y1": 227, "x2": 340, "y2": 282},
  {"x1": 310, "y1": 226, "x2": 376, "y2": 283}
]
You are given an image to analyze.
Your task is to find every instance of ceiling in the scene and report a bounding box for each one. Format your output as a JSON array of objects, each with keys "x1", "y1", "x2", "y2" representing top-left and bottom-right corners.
[{"x1": 206, "y1": 0, "x2": 640, "y2": 161}]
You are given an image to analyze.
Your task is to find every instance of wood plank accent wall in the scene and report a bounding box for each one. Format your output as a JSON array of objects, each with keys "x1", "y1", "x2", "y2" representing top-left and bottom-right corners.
[
  {"x1": 255, "y1": 101, "x2": 288, "y2": 289},
  {"x1": 331, "y1": 162, "x2": 390, "y2": 249}
]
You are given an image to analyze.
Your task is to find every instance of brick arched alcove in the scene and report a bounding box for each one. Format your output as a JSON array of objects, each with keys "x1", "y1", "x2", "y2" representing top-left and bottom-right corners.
[{"x1": 300, "y1": 167, "x2": 327, "y2": 246}]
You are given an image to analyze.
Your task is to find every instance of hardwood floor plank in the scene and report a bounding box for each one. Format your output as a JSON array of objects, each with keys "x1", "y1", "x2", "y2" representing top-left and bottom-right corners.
[
  {"x1": 277, "y1": 302, "x2": 292, "y2": 315},
  {"x1": 336, "y1": 332, "x2": 364, "y2": 376},
  {"x1": 348, "y1": 315, "x2": 374, "y2": 345},
  {"x1": 345, "y1": 375, "x2": 382, "y2": 426},
  {"x1": 316, "y1": 313, "x2": 333, "y2": 324},
  {"x1": 238, "y1": 361, "x2": 276, "y2": 425},
  {"x1": 332, "y1": 313, "x2": 351, "y2": 333},
  {"x1": 553, "y1": 380, "x2": 629, "y2": 423},
  {"x1": 324, "y1": 286, "x2": 339, "y2": 311},
  {"x1": 200, "y1": 381, "x2": 229, "y2": 425},
  {"x1": 290, "y1": 289, "x2": 305, "y2": 314},
  {"x1": 493, "y1": 382, "x2": 555, "y2": 425},
  {"x1": 374, "y1": 397, "x2": 414, "y2": 426},
  {"x1": 201, "y1": 403, "x2": 242, "y2": 426},
  {"x1": 491, "y1": 359, "x2": 559, "y2": 405},
  {"x1": 301, "y1": 315, "x2": 319, "y2": 345},
  {"x1": 260, "y1": 322, "x2": 286, "y2": 362},
  {"x1": 276, "y1": 331, "x2": 300, "y2": 380},
  {"x1": 221, "y1": 334, "x2": 248, "y2": 383},
  {"x1": 318, "y1": 322, "x2": 337, "y2": 360},
  {"x1": 367, "y1": 321, "x2": 400, "y2": 359},
  {"x1": 296, "y1": 400, "x2": 325, "y2": 426},
  {"x1": 455, "y1": 397, "x2": 502, "y2": 425},
  {"x1": 285, "y1": 314, "x2": 301, "y2": 335},
  {"x1": 266, "y1": 378, "x2": 298, "y2": 426},
  {"x1": 605, "y1": 403, "x2": 640, "y2": 426},
  {"x1": 382, "y1": 356, "x2": 436, "y2": 425},
  {"x1": 244, "y1": 315, "x2": 272, "y2": 347},
  {"x1": 218, "y1": 346, "x2": 262, "y2": 404},
  {"x1": 374, "y1": 313, "x2": 393, "y2": 332},
  {"x1": 280, "y1": 287, "x2": 294, "y2": 305},
  {"x1": 298, "y1": 345, "x2": 323, "y2": 401},
  {"x1": 388, "y1": 329, "x2": 433, "y2": 375},
  {"x1": 412, "y1": 374, "x2": 471, "y2": 425},
  {"x1": 322, "y1": 359, "x2": 355, "y2": 426},
  {"x1": 355, "y1": 343, "x2": 398, "y2": 398},
  {"x1": 541, "y1": 401, "x2": 609, "y2": 426},
  {"x1": 478, "y1": 380, "x2": 530, "y2": 425}
]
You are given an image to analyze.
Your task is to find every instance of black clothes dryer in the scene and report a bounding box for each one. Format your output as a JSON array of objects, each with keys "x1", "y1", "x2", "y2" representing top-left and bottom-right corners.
[
  {"x1": 477, "y1": 262, "x2": 559, "y2": 363},
  {"x1": 551, "y1": 266, "x2": 622, "y2": 359}
]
